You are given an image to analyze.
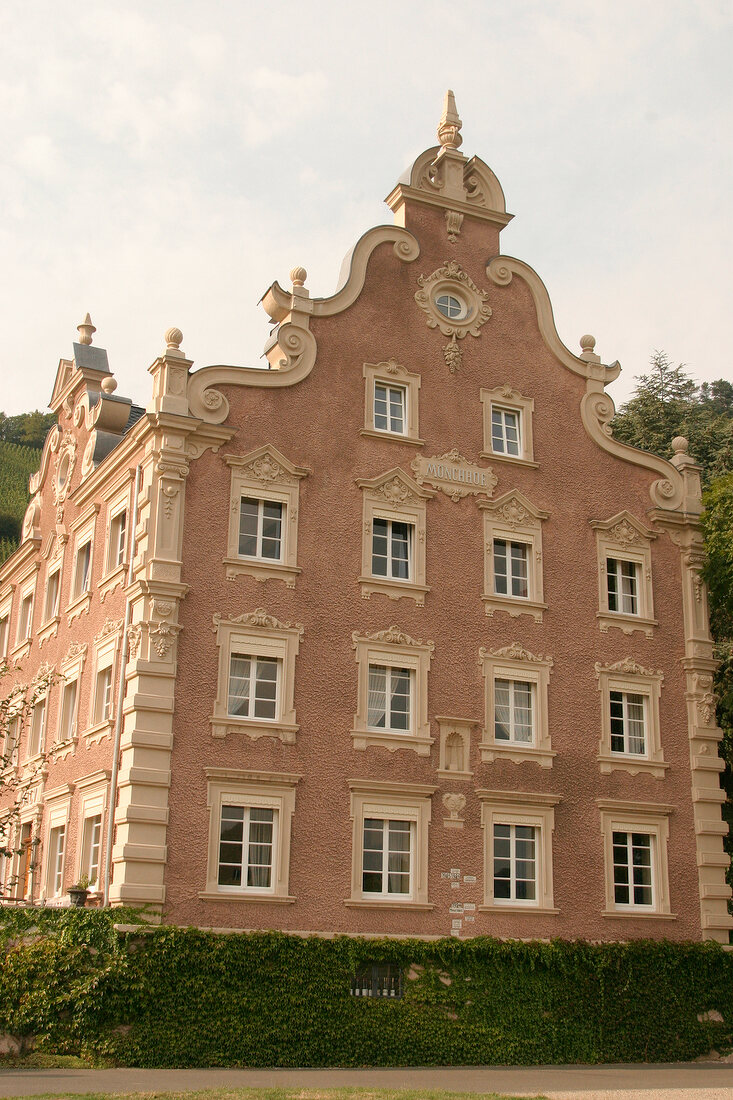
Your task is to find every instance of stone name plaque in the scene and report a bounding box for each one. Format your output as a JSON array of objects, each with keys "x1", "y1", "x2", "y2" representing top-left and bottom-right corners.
[{"x1": 412, "y1": 450, "x2": 497, "y2": 501}]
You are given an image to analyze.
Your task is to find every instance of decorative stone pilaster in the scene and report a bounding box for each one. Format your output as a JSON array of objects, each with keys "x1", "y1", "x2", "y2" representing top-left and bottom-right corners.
[
  {"x1": 108, "y1": 332, "x2": 194, "y2": 909},
  {"x1": 651, "y1": 497, "x2": 733, "y2": 942}
]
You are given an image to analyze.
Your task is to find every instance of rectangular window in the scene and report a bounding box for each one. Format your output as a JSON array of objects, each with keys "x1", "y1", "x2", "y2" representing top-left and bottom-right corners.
[
  {"x1": 108, "y1": 510, "x2": 127, "y2": 572},
  {"x1": 44, "y1": 570, "x2": 61, "y2": 621},
  {"x1": 610, "y1": 690, "x2": 646, "y2": 755},
  {"x1": 238, "y1": 498, "x2": 284, "y2": 561},
  {"x1": 362, "y1": 817, "x2": 413, "y2": 896},
  {"x1": 2, "y1": 714, "x2": 21, "y2": 767},
  {"x1": 217, "y1": 804, "x2": 275, "y2": 890},
  {"x1": 367, "y1": 665, "x2": 411, "y2": 731},
  {"x1": 58, "y1": 680, "x2": 79, "y2": 743},
  {"x1": 47, "y1": 824, "x2": 66, "y2": 897},
  {"x1": 493, "y1": 823, "x2": 537, "y2": 903},
  {"x1": 607, "y1": 558, "x2": 640, "y2": 615},
  {"x1": 373, "y1": 383, "x2": 406, "y2": 435},
  {"x1": 612, "y1": 830, "x2": 653, "y2": 907},
  {"x1": 494, "y1": 679, "x2": 534, "y2": 744},
  {"x1": 28, "y1": 698, "x2": 46, "y2": 757},
  {"x1": 80, "y1": 814, "x2": 102, "y2": 885},
  {"x1": 94, "y1": 667, "x2": 113, "y2": 725},
  {"x1": 493, "y1": 539, "x2": 528, "y2": 598},
  {"x1": 351, "y1": 963, "x2": 403, "y2": 998},
  {"x1": 17, "y1": 822, "x2": 33, "y2": 900},
  {"x1": 0, "y1": 613, "x2": 8, "y2": 657},
  {"x1": 371, "y1": 518, "x2": 412, "y2": 580},
  {"x1": 227, "y1": 654, "x2": 279, "y2": 720},
  {"x1": 491, "y1": 407, "x2": 520, "y2": 456},
  {"x1": 73, "y1": 541, "x2": 91, "y2": 598},
  {"x1": 17, "y1": 592, "x2": 33, "y2": 644}
]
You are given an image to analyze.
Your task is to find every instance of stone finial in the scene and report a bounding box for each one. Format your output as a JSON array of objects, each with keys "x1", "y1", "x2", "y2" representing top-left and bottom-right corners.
[
  {"x1": 77, "y1": 312, "x2": 96, "y2": 346},
  {"x1": 437, "y1": 90, "x2": 462, "y2": 150},
  {"x1": 100, "y1": 375, "x2": 117, "y2": 395},
  {"x1": 165, "y1": 327, "x2": 183, "y2": 352},
  {"x1": 579, "y1": 334, "x2": 601, "y2": 364},
  {"x1": 672, "y1": 435, "x2": 689, "y2": 456},
  {"x1": 290, "y1": 266, "x2": 307, "y2": 288}
]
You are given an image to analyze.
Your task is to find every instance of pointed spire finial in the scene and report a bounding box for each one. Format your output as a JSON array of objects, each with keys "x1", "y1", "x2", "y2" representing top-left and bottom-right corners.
[
  {"x1": 437, "y1": 89, "x2": 462, "y2": 150},
  {"x1": 77, "y1": 312, "x2": 96, "y2": 346}
]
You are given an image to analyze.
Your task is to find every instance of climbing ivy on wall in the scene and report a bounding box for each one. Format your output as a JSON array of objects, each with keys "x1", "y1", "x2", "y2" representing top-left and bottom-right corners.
[{"x1": 1, "y1": 908, "x2": 732, "y2": 1066}]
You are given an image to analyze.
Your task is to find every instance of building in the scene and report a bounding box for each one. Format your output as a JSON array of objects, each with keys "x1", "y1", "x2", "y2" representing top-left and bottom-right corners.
[{"x1": 1, "y1": 94, "x2": 730, "y2": 942}]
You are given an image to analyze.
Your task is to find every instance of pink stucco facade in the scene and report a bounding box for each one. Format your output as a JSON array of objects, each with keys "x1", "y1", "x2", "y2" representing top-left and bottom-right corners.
[{"x1": 2, "y1": 98, "x2": 730, "y2": 942}]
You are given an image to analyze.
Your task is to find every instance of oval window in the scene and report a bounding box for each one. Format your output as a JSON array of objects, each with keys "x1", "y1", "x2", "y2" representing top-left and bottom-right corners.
[
  {"x1": 435, "y1": 293, "x2": 466, "y2": 320},
  {"x1": 57, "y1": 452, "x2": 71, "y2": 492}
]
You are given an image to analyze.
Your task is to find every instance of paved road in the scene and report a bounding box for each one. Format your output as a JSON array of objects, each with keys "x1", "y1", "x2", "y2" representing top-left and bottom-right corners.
[{"x1": 1, "y1": 1063, "x2": 733, "y2": 1099}]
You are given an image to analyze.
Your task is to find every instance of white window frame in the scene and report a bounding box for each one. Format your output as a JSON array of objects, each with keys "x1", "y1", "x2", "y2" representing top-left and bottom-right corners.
[
  {"x1": 2, "y1": 711, "x2": 21, "y2": 772},
  {"x1": 373, "y1": 381, "x2": 407, "y2": 436},
  {"x1": 54, "y1": 642, "x2": 87, "y2": 753},
  {"x1": 370, "y1": 516, "x2": 413, "y2": 583},
  {"x1": 201, "y1": 768, "x2": 299, "y2": 902},
  {"x1": 479, "y1": 491, "x2": 548, "y2": 622},
  {"x1": 360, "y1": 816, "x2": 415, "y2": 900},
  {"x1": 72, "y1": 538, "x2": 91, "y2": 597},
  {"x1": 13, "y1": 808, "x2": 41, "y2": 903},
  {"x1": 14, "y1": 582, "x2": 35, "y2": 654},
  {"x1": 36, "y1": 535, "x2": 65, "y2": 647},
  {"x1": 227, "y1": 653, "x2": 281, "y2": 722},
  {"x1": 26, "y1": 693, "x2": 48, "y2": 760},
  {"x1": 595, "y1": 658, "x2": 667, "y2": 778},
  {"x1": 0, "y1": 590, "x2": 12, "y2": 661},
  {"x1": 43, "y1": 565, "x2": 61, "y2": 626},
  {"x1": 492, "y1": 821, "x2": 540, "y2": 906},
  {"x1": 357, "y1": 469, "x2": 433, "y2": 606},
  {"x1": 347, "y1": 780, "x2": 435, "y2": 910},
  {"x1": 351, "y1": 627, "x2": 433, "y2": 755},
  {"x1": 590, "y1": 512, "x2": 657, "y2": 637},
  {"x1": 211, "y1": 610, "x2": 302, "y2": 743},
  {"x1": 367, "y1": 663, "x2": 413, "y2": 734},
  {"x1": 86, "y1": 623, "x2": 120, "y2": 744},
  {"x1": 42, "y1": 784, "x2": 72, "y2": 902},
  {"x1": 76, "y1": 771, "x2": 109, "y2": 892},
  {"x1": 597, "y1": 799, "x2": 674, "y2": 919},
  {"x1": 223, "y1": 445, "x2": 309, "y2": 587},
  {"x1": 478, "y1": 790, "x2": 560, "y2": 914},
  {"x1": 46, "y1": 823, "x2": 67, "y2": 899},
  {"x1": 480, "y1": 386, "x2": 536, "y2": 466},
  {"x1": 107, "y1": 505, "x2": 128, "y2": 575},
  {"x1": 68, "y1": 504, "x2": 99, "y2": 623},
  {"x1": 362, "y1": 359, "x2": 423, "y2": 446},
  {"x1": 236, "y1": 497, "x2": 286, "y2": 563},
  {"x1": 479, "y1": 644, "x2": 554, "y2": 768}
]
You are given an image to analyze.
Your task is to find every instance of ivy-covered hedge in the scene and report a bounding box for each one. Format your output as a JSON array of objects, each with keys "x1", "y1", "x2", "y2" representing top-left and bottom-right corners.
[{"x1": 1, "y1": 907, "x2": 732, "y2": 1066}]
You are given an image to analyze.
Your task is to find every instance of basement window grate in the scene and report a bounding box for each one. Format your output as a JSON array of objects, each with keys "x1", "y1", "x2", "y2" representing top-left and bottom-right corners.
[{"x1": 350, "y1": 963, "x2": 403, "y2": 998}]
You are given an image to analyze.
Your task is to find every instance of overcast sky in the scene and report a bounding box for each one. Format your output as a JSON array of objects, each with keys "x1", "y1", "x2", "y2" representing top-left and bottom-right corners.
[{"x1": 1, "y1": 0, "x2": 730, "y2": 417}]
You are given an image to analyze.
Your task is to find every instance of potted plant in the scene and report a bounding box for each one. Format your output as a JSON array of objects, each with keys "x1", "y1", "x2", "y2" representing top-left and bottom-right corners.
[{"x1": 68, "y1": 874, "x2": 92, "y2": 907}]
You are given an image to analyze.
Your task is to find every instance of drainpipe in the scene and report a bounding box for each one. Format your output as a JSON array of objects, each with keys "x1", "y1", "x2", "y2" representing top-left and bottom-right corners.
[{"x1": 103, "y1": 463, "x2": 142, "y2": 907}]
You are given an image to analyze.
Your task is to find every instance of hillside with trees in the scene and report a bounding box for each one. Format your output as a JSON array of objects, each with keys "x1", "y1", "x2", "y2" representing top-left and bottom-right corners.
[{"x1": 0, "y1": 411, "x2": 54, "y2": 564}]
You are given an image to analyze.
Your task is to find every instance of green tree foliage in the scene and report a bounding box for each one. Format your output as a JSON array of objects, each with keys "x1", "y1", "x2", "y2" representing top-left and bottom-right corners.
[
  {"x1": 701, "y1": 475, "x2": 733, "y2": 642},
  {"x1": 611, "y1": 351, "x2": 733, "y2": 484},
  {"x1": 0, "y1": 410, "x2": 55, "y2": 449},
  {"x1": 0, "y1": 438, "x2": 44, "y2": 564}
]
